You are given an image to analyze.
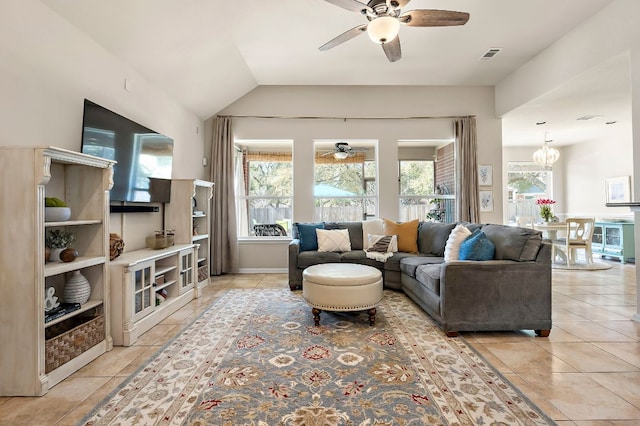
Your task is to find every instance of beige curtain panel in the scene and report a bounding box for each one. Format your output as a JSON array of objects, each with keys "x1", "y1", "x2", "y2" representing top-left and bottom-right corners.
[{"x1": 454, "y1": 117, "x2": 480, "y2": 223}]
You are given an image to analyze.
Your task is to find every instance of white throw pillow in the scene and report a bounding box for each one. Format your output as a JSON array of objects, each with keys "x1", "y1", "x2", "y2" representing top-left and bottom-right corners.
[
  {"x1": 444, "y1": 224, "x2": 471, "y2": 262},
  {"x1": 316, "y1": 229, "x2": 351, "y2": 252},
  {"x1": 362, "y1": 219, "x2": 384, "y2": 249},
  {"x1": 367, "y1": 234, "x2": 398, "y2": 253}
]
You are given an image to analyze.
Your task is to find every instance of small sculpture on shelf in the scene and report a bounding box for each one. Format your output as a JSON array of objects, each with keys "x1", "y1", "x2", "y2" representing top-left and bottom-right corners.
[
  {"x1": 110, "y1": 233, "x2": 125, "y2": 260},
  {"x1": 44, "y1": 287, "x2": 60, "y2": 312}
]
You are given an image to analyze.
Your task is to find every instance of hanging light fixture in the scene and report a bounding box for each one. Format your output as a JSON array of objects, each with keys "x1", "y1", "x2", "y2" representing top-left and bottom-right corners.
[
  {"x1": 533, "y1": 133, "x2": 559, "y2": 167},
  {"x1": 367, "y1": 16, "x2": 400, "y2": 44},
  {"x1": 334, "y1": 151, "x2": 349, "y2": 160}
]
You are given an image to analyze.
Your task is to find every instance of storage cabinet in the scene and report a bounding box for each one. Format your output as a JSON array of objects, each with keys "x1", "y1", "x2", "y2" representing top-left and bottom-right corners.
[
  {"x1": 109, "y1": 244, "x2": 197, "y2": 346},
  {"x1": 166, "y1": 179, "x2": 214, "y2": 294},
  {"x1": 592, "y1": 221, "x2": 635, "y2": 263},
  {"x1": 0, "y1": 146, "x2": 114, "y2": 396}
]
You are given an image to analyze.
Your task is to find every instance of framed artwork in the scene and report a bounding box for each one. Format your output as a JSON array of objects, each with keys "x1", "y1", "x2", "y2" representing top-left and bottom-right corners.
[
  {"x1": 605, "y1": 176, "x2": 631, "y2": 203},
  {"x1": 479, "y1": 190, "x2": 494, "y2": 212},
  {"x1": 478, "y1": 165, "x2": 493, "y2": 186}
]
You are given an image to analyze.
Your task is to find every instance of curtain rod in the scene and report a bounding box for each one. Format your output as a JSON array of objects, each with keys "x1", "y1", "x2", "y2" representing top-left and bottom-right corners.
[{"x1": 216, "y1": 114, "x2": 475, "y2": 121}]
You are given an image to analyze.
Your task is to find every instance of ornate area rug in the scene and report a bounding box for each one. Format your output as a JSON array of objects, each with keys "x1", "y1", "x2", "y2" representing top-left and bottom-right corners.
[{"x1": 82, "y1": 289, "x2": 555, "y2": 425}]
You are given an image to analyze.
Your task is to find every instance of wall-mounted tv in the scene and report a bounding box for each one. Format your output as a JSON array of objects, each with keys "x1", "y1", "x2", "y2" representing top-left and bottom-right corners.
[{"x1": 80, "y1": 99, "x2": 173, "y2": 204}]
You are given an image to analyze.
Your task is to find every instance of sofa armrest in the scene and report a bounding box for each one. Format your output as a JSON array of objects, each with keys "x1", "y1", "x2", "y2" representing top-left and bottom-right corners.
[{"x1": 288, "y1": 239, "x2": 302, "y2": 290}]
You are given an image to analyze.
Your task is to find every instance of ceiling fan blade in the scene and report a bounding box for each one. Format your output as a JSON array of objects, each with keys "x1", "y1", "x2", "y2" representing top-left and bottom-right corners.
[
  {"x1": 382, "y1": 36, "x2": 401, "y2": 62},
  {"x1": 319, "y1": 24, "x2": 368, "y2": 51},
  {"x1": 400, "y1": 9, "x2": 470, "y2": 27},
  {"x1": 323, "y1": 0, "x2": 371, "y2": 13}
]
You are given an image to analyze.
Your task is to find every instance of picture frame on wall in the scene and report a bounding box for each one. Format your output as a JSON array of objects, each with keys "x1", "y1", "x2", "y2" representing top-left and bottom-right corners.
[
  {"x1": 478, "y1": 165, "x2": 493, "y2": 186},
  {"x1": 605, "y1": 176, "x2": 631, "y2": 203},
  {"x1": 479, "y1": 190, "x2": 494, "y2": 212}
]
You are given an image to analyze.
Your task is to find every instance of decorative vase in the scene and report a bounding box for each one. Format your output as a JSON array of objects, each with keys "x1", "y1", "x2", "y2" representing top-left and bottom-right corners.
[
  {"x1": 64, "y1": 270, "x2": 91, "y2": 304},
  {"x1": 49, "y1": 247, "x2": 65, "y2": 262}
]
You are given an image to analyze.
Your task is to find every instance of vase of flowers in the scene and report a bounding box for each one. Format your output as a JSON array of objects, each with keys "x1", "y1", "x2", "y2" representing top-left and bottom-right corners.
[{"x1": 536, "y1": 198, "x2": 556, "y2": 222}]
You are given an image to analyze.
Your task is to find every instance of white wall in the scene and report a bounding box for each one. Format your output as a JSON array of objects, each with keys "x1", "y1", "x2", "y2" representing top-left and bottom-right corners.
[
  {"x1": 0, "y1": 0, "x2": 207, "y2": 251},
  {"x1": 217, "y1": 85, "x2": 502, "y2": 271}
]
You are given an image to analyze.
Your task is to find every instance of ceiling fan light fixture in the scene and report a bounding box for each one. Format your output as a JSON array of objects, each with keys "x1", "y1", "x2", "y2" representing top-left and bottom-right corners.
[
  {"x1": 367, "y1": 16, "x2": 400, "y2": 44},
  {"x1": 334, "y1": 151, "x2": 349, "y2": 160}
]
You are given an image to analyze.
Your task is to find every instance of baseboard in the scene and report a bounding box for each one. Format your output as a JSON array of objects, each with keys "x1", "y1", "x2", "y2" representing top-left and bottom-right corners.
[{"x1": 238, "y1": 268, "x2": 288, "y2": 274}]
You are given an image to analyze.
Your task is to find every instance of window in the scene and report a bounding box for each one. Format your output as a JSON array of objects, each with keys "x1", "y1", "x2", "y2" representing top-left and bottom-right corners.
[
  {"x1": 314, "y1": 141, "x2": 376, "y2": 222},
  {"x1": 397, "y1": 142, "x2": 456, "y2": 223},
  {"x1": 507, "y1": 161, "x2": 553, "y2": 223},
  {"x1": 399, "y1": 160, "x2": 435, "y2": 221},
  {"x1": 235, "y1": 141, "x2": 293, "y2": 237}
]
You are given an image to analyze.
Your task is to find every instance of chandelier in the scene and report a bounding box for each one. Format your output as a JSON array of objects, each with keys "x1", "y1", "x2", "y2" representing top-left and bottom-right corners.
[{"x1": 533, "y1": 133, "x2": 559, "y2": 167}]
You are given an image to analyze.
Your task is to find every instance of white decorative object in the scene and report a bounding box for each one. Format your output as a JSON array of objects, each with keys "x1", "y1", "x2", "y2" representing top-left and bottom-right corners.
[
  {"x1": 44, "y1": 287, "x2": 60, "y2": 312},
  {"x1": 316, "y1": 229, "x2": 351, "y2": 252},
  {"x1": 49, "y1": 248, "x2": 65, "y2": 262},
  {"x1": 64, "y1": 270, "x2": 91, "y2": 304},
  {"x1": 44, "y1": 207, "x2": 71, "y2": 222}
]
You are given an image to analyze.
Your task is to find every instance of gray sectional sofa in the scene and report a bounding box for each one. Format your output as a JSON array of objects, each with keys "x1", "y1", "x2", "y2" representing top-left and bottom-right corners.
[{"x1": 288, "y1": 221, "x2": 552, "y2": 336}]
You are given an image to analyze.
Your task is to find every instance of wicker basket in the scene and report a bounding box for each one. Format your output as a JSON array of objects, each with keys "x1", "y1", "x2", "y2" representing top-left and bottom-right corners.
[
  {"x1": 197, "y1": 265, "x2": 208, "y2": 282},
  {"x1": 45, "y1": 315, "x2": 105, "y2": 373}
]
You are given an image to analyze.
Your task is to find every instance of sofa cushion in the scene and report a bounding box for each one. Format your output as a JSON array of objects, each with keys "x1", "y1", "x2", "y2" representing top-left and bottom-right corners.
[
  {"x1": 317, "y1": 229, "x2": 351, "y2": 252},
  {"x1": 295, "y1": 223, "x2": 324, "y2": 252},
  {"x1": 417, "y1": 222, "x2": 456, "y2": 256},
  {"x1": 383, "y1": 218, "x2": 419, "y2": 253},
  {"x1": 481, "y1": 224, "x2": 543, "y2": 261},
  {"x1": 415, "y1": 264, "x2": 442, "y2": 295},
  {"x1": 362, "y1": 219, "x2": 384, "y2": 250},
  {"x1": 340, "y1": 250, "x2": 384, "y2": 268},
  {"x1": 459, "y1": 230, "x2": 495, "y2": 261},
  {"x1": 325, "y1": 222, "x2": 364, "y2": 250},
  {"x1": 297, "y1": 250, "x2": 340, "y2": 268},
  {"x1": 444, "y1": 223, "x2": 471, "y2": 262},
  {"x1": 383, "y1": 251, "x2": 423, "y2": 272},
  {"x1": 400, "y1": 256, "x2": 444, "y2": 278}
]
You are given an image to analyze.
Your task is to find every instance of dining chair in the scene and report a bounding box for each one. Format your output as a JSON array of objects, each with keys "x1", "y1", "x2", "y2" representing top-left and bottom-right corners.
[
  {"x1": 516, "y1": 216, "x2": 535, "y2": 229},
  {"x1": 552, "y1": 217, "x2": 595, "y2": 265}
]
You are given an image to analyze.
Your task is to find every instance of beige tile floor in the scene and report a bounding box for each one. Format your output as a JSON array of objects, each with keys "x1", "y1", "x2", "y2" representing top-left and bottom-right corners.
[{"x1": 0, "y1": 262, "x2": 638, "y2": 425}]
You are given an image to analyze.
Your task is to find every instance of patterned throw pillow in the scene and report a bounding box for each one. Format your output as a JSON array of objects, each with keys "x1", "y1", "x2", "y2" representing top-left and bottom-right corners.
[
  {"x1": 383, "y1": 218, "x2": 419, "y2": 253},
  {"x1": 459, "y1": 230, "x2": 495, "y2": 261},
  {"x1": 316, "y1": 229, "x2": 351, "y2": 252},
  {"x1": 444, "y1": 223, "x2": 471, "y2": 262},
  {"x1": 367, "y1": 234, "x2": 398, "y2": 253},
  {"x1": 362, "y1": 219, "x2": 384, "y2": 250}
]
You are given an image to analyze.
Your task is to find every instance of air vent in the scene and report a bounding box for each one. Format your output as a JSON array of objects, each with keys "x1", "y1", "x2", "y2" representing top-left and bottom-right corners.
[
  {"x1": 576, "y1": 115, "x2": 603, "y2": 121},
  {"x1": 480, "y1": 48, "x2": 502, "y2": 60}
]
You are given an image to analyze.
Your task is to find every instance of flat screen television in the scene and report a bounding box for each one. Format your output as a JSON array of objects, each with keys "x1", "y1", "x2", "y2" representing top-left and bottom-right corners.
[{"x1": 80, "y1": 99, "x2": 173, "y2": 204}]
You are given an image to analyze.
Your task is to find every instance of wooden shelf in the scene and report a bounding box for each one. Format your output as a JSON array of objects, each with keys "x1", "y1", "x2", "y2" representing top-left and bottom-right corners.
[
  {"x1": 0, "y1": 146, "x2": 114, "y2": 396},
  {"x1": 44, "y1": 300, "x2": 103, "y2": 328}
]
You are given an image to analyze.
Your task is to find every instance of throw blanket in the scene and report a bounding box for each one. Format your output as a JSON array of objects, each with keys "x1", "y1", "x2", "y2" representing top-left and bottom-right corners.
[{"x1": 365, "y1": 234, "x2": 396, "y2": 262}]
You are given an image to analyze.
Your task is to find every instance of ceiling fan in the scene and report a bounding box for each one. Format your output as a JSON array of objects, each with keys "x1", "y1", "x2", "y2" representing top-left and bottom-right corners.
[
  {"x1": 322, "y1": 142, "x2": 369, "y2": 159},
  {"x1": 319, "y1": 0, "x2": 469, "y2": 62}
]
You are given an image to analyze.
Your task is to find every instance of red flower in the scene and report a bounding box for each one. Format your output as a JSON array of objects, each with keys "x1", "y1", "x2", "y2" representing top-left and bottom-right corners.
[{"x1": 535, "y1": 198, "x2": 556, "y2": 206}]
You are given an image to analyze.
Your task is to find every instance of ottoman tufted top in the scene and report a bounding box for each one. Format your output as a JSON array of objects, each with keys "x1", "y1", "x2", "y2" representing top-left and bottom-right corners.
[{"x1": 303, "y1": 263, "x2": 381, "y2": 286}]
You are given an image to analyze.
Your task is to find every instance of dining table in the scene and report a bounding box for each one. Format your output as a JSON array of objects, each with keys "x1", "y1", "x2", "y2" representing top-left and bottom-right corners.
[
  {"x1": 533, "y1": 222, "x2": 568, "y2": 263},
  {"x1": 533, "y1": 222, "x2": 567, "y2": 240}
]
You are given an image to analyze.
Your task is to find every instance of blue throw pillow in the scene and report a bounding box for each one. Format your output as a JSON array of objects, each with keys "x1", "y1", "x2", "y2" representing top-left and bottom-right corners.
[
  {"x1": 296, "y1": 223, "x2": 324, "y2": 252},
  {"x1": 459, "y1": 230, "x2": 495, "y2": 261}
]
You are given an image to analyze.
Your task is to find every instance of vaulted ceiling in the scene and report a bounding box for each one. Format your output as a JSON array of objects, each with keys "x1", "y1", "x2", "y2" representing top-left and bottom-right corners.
[{"x1": 41, "y1": 0, "x2": 623, "y2": 147}]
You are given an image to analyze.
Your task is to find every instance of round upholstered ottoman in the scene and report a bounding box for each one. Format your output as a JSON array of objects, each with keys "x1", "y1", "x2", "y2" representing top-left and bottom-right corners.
[{"x1": 302, "y1": 263, "x2": 383, "y2": 326}]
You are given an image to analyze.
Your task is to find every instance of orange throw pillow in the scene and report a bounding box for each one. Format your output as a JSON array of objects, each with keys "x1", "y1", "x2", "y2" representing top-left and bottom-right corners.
[{"x1": 383, "y1": 218, "x2": 419, "y2": 254}]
